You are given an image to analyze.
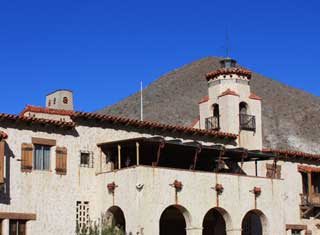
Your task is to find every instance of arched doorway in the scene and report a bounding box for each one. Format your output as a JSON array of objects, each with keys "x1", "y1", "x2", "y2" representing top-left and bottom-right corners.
[
  {"x1": 241, "y1": 210, "x2": 266, "y2": 235},
  {"x1": 104, "y1": 206, "x2": 126, "y2": 232},
  {"x1": 160, "y1": 205, "x2": 190, "y2": 235},
  {"x1": 202, "y1": 208, "x2": 230, "y2": 235}
]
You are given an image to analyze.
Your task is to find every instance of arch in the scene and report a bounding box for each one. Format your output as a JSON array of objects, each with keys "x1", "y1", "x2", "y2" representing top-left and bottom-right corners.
[
  {"x1": 212, "y1": 103, "x2": 220, "y2": 118},
  {"x1": 104, "y1": 206, "x2": 126, "y2": 232},
  {"x1": 239, "y1": 102, "x2": 249, "y2": 114},
  {"x1": 159, "y1": 205, "x2": 191, "y2": 235},
  {"x1": 202, "y1": 207, "x2": 231, "y2": 235},
  {"x1": 241, "y1": 210, "x2": 268, "y2": 235}
]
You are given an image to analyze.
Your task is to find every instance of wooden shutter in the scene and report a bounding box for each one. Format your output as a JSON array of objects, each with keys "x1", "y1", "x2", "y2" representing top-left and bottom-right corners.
[
  {"x1": 0, "y1": 141, "x2": 5, "y2": 183},
  {"x1": 56, "y1": 147, "x2": 67, "y2": 175},
  {"x1": 21, "y1": 143, "x2": 33, "y2": 172}
]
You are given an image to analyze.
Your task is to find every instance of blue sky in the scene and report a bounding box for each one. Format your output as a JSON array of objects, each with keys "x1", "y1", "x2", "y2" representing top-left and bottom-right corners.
[{"x1": 0, "y1": 0, "x2": 319, "y2": 114}]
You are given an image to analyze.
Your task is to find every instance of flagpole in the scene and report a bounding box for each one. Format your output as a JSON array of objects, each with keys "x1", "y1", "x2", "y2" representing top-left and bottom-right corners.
[{"x1": 140, "y1": 81, "x2": 143, "y2": 121}]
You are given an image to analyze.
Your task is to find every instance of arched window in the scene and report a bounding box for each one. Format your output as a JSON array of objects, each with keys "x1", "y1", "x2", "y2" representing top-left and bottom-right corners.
[
  {"x1": 206, "y1": 104, "x2": 220, "y2": 130},
  {"x1": 241, "y1": 210, "x2": 268, "y2": 235},
  {"x1": 239, "y1": 102, "x2": 248, "y2": 115},
  {"x1": 213, "y1": 104, "x2": 219, "y2": 118},
  {"x1": 104, "y1": 206, "x2": 126, "y2": 233},
  {"x1": 160, "y1": 205, "x2": 191, "y2": 235},
  {"x1": 202, "y1": 207, "x2": 231, "y2": 235}
]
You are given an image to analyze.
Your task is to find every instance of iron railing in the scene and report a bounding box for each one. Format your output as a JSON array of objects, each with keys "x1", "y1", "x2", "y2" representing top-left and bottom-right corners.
[
  {"x1": 205, "y1": 116, "x2": 220, "y2": 130},
  {"x1": 239, "y1": 114, "x2": 256, "y2": 131}
]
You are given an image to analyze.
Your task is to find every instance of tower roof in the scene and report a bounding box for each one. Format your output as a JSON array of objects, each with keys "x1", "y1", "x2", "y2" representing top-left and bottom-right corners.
[
  {"x1": 205, "y1": 67, "x2": 252, "y2": 81},
  {"x1": 206, "y1": 57, "x2": 252, "y2": 81}
]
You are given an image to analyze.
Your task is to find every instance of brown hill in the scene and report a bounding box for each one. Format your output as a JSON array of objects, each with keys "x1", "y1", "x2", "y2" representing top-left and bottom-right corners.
[{"x1": 98, "y1": 56, "x2": 320, "y2": 153}]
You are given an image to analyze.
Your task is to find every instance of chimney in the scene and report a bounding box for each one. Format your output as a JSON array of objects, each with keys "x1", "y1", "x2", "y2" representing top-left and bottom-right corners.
[{"x1": 46, "y1": 89, "x2": 73, "y2": 110}]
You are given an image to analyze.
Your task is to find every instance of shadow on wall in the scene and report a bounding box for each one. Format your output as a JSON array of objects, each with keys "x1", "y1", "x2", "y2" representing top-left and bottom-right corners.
[{"x1": 0, "y1": 142, "x2": 13, "y2": 204}]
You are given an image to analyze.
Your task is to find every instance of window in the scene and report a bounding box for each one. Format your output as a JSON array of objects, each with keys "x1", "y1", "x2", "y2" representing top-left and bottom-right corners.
[
  {"x1": 33, "y1": 144, "x2": 51, "y2": 170},
  {"x1": 291, "y1": 230, "x2": 301, "y2": 235},
  {"x1": 312, "y1": 172, "x2": 320, "y2": 194},
  {"x1": 266, "y1": 163, "x2": 281, "y2": 179},
  {"x1": 63, "y1": 97, "x2": 68, "y2": 104},
  {"x1": 10, "y1": 220, "x2": 26, "y2": 235},
  {"x1": 80, "y1": 151, "x2": 93, "y2": 168},
  {"x1": 76, "y1": 201, "x2": 89, "y2": 232}
]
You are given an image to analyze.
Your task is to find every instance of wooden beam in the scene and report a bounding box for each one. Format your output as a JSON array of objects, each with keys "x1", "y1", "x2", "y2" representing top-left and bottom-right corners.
[
  {"x1": 32, "y1": 137, "x2": 56, "y2": 146},
  {"x1": 286, "y1": 224, "x2": 307, "y2": 231},
  {"x1": 117, "y1": 144, "x2": 121, "y2": 170},
  {"x1": 0, "y1": 212, "x2": 36, "y2": 220},
  {"x1": 308, "y1": 172, "x2": 313, "y2": 195},
  {"x1": 136, "y1": 142, "x2": 140, "y2": 166}
]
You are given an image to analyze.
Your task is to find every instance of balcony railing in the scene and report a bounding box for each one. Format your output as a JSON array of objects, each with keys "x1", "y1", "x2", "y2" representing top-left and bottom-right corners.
[
  {"x1": 205, "y1": 116, "x2": 220, "y2": 130},
  {"x1": 239, "y1": 114, "x2": 256, "y2": 131},
  {"x1": 300, "y1": 193, "x2": 320, "y2": 206}
]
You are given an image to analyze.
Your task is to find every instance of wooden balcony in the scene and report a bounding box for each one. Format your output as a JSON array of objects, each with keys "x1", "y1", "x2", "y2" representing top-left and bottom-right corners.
[{"x1": 300, "y1": 193, "x2": 320, "y2": 219}]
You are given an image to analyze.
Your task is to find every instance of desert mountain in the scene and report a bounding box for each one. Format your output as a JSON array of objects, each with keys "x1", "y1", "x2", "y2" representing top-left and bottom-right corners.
[{"x1": 98, "y1": 56, "x2": 320, "y2": 153}]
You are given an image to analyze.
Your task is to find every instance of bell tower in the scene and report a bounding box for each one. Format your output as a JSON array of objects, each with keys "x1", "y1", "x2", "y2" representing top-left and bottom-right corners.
[{"x1": 198, "y1": 57, "x2": 262, "y2": 150}]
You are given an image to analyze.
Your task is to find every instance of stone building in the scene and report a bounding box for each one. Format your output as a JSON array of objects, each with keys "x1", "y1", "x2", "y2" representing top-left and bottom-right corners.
[{"x1": 0, "y1": 58, "x2": 319, "y2": 235}]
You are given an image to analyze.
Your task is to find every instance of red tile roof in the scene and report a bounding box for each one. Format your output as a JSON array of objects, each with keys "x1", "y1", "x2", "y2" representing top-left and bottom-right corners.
[
  {"x1": 262, "y1": 148, "x2": 320, "y2": 161},
  {"x1": 218, "y1": 89, "x2": 239, "y2": 98},
  {"x1": 297, "y1": 165, "x2": 320, "y2": 173},
  {"x1": 0, "y1": 131, "x2": 8, "y2": 140},
  {"x1": 0, "y1": 113, "x2": 75, "y2": 128},
  {"x1": 20, "y1": 105, "x2": 74, "y2": 116},
  {"x1": 198, "y1": 96, "x2": 209, "y2": 104},
  {"x1": 72, "y1": 111, "x2": 238, "y2": 139},
  {"x1": 206, "y1": 68, "x2": 252, "y2": 81},
  {"x1": 249, "y1": 93, "x2": 262, "y2": 101}
]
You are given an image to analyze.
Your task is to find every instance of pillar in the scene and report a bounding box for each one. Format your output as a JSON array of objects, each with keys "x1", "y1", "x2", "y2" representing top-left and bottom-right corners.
[
  {"x1": 186, "y1": 227, "x2": 202, "y2": 235},
  {"x1": 226, "y1": 228, "x2": 242, "y2": 235},
  {"x1": 2, "y1": 219, "x2": 9, "y2": 235}
]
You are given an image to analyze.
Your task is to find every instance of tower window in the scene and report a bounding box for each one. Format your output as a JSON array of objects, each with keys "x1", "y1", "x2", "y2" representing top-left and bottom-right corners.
[
  {"x1": 239, "y1": 102, "x2": 256, "y2": 131},
  {"x1": 53, "y1": 98, "x2": 56, "y2": 104},
  {"x1": 239, "y1": 102, "x2": 248, "y2": 114},
  {"x1": 63, "y1": 97, "x2": 68, "y2": 104}
]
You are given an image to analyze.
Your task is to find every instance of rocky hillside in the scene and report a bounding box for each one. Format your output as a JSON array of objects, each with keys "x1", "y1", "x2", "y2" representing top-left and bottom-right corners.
[{"x1": 98, "y1": 56, "x2": 320, "y2": 153}]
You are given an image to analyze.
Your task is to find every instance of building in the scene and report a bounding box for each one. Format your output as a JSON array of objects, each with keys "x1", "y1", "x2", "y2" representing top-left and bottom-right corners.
[{"x1": 0, "y1": 57, "x2": 319, "y2": 235}]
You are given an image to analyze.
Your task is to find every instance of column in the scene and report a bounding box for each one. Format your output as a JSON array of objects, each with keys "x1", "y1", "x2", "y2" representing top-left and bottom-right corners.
[
  {"x1": 2, "y1": 219, "x2": 9, "y2": 235},
  {"x1": 186, "y1": 226, "x2": 202, "y2": 235},
  {"x1": 226, "y1": 228, "x2": 242, "y2": 235}
]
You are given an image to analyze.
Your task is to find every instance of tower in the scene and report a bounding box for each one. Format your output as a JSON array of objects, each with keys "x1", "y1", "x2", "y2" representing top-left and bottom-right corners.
[
  {"x1": 198, "y1": 57, "x2": 262, "y2": 150},
  {"x1": 46, "y1": 89, "x2": 74, "y2": 110}
]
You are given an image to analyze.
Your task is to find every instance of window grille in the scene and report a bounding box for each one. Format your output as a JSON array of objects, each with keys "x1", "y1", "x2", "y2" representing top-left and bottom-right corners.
[
  {"x1": 76, "y1": 201, "x2": 90, "y2": 231},
  {"x1": 80, "y1": 151, "x2": 94, "y2": 168}
]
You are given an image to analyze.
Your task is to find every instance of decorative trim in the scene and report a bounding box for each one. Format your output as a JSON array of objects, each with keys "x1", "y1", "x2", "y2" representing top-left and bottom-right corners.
[
  {"x1": 72, "y1": 112, "x2": 238, "y2": 139},
  {"x1": 0, "y1": 212, "x2": 36, "y2": 220},
  {"x1": 198, "y1": 96, "x2": 209, "y2": 104},
  {"x1": 297, "y1": 165, "x2": 320, "y2": 173},
  {"x1": 0, "y1": 112, "x2": 75, "y2": 128},
  {"x1": 32, "y1": 137, "x2": 56, "y2": 146},
  {"x1": 286, "y1": 224, "x2": 307, "y2": 231},
  {"x1": 20, "y1": 104, "x2": 74, "y2": 117},
  {"x1": 263, "y1": 148, "x2": 320, "y2": 161},
  {"x1": 190, "y1": 116, "x2": 200, "y2": 128},
  {"x1": 249, "y1": 93, "x2": 262, "y2": 101},
  {"x1": 218, "y1": 89, "x2": 239, "y2": 98},
  {"x1": 206, "y1": 67, "x2": 252, "y2": 81}
]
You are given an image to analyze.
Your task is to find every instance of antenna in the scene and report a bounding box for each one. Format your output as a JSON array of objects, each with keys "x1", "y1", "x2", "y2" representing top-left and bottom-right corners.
[
  {"x1": 140, "y1": 81, "x2": 143, "y2": 121},
  {"x1": 225, "y1": 26, "x2": 229, "y2": 58}
]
